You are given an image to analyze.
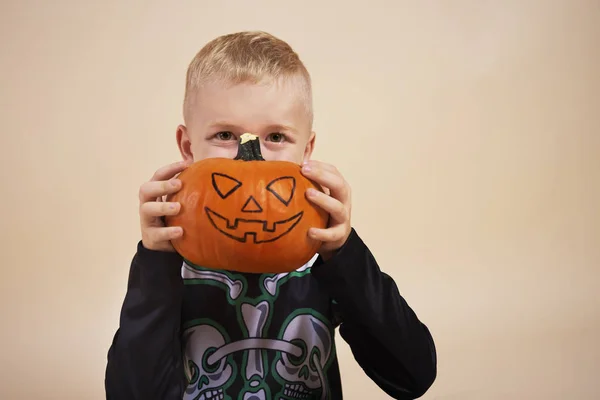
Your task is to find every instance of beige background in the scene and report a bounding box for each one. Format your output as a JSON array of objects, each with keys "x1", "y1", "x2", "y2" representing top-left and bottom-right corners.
[{"x1": 1, "y1": 1, "x2": 599, "y2": 399}]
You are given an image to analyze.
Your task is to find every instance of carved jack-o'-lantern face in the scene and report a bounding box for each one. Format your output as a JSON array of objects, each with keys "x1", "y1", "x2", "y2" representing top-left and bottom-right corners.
[
  {"x1": 165, "y1": 133, "x2": 328, "y2": 274},
  {"x1": 206, "y1": 172, "x2": 302, "y2": 244}
]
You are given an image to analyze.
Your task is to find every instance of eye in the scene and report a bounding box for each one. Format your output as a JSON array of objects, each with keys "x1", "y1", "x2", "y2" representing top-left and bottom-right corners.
[
  {"x1": 215, "y1": 131, "x2": 236, "y2": 141},
  {"x1": 266, "y1": 176, "x2": 296, "y2": 206},
  {"x1": 266, "y1": 132, "x2": 286, "y2": 143},
  {"x1": 212, "y1": 173, "x2": 242, "y2": 199}
]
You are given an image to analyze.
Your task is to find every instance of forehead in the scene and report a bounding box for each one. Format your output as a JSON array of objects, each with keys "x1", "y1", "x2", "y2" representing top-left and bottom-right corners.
[{"x1": 189, "y1": 77, "x2": 310, "y2": 129}]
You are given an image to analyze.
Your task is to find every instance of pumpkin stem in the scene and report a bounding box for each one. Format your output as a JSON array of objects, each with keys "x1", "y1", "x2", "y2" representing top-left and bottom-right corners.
[{"x1": 234, "y1": 133, "x2": 265, "y2": 161}]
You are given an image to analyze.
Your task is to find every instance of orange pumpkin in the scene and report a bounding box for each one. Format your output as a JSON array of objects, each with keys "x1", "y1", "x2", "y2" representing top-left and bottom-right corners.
[{"x1": 165, "y1": 133, "x2": 329, "y2": 273}]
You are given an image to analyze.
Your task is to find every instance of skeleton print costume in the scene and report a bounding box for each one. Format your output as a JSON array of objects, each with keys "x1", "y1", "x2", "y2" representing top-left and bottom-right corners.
[{"x1": 105, "y1": 229, "x2": 437, "y2": 399}]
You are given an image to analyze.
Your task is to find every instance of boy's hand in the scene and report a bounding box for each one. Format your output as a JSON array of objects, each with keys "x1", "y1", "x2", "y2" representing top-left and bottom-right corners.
[
  {"x1": 301, "y1": 160, "x2": 352, "y2": 260},
  {"x1": 139, "y1": 160, "x2": 192, "y2": 252}
]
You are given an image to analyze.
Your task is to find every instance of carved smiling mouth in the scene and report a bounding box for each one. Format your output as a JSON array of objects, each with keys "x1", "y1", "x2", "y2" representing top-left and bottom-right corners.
[{"x1": 205, "y1": 207, "x2": 303, "y2": 244}]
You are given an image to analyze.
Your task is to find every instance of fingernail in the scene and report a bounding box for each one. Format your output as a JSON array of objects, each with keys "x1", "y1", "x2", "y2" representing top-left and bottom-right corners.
[
  {"x1": 302, "y1": 164, "x2": 311, "y2": 173},
  {"x1": 170, "y1": 179, "x2": 180, "y2": 187},
  {"x1": 169, "y1": 202, "x2": 178, "y2": 210},
  {"x1": 307, "y1": 188, "x2": 317, "y2": 196}
]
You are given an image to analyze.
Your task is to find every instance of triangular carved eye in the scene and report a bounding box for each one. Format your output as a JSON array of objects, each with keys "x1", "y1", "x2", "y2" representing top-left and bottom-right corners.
[
  {"x1": 266, "y1": 176, "x2": 296, "y2": 206},
  {"x1": 212, "y1": 173, "x2": 242, "y2": 199}
]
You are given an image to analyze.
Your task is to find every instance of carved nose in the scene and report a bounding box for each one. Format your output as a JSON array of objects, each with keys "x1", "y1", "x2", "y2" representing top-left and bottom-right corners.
[{"x1": 241, "y1": 196, "x2": 263, "y2": 213}]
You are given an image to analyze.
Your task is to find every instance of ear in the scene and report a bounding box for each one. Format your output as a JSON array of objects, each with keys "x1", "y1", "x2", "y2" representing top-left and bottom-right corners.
[
  {"x1": 302, "y1": 131, "x2": 316, "y2": 163},
  {"x1": 176, "y1": 124, "x2": 194, "y2": 161}
]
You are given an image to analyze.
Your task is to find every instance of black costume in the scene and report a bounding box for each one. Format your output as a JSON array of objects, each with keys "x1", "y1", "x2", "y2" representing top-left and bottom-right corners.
[{"x1": 105, "y1": 228, "x2": 437, "y2": 399}]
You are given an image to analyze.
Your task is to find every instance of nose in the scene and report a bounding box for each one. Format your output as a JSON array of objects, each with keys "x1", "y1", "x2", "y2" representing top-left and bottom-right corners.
[{"x1": 241, "y1": 195, "x2": 263, "y2": 213}]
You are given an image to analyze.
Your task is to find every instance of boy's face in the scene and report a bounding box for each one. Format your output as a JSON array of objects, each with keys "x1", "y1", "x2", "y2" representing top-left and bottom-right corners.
[{"x1": 177, "y1": 77, "x2": 315, "y2": 164}]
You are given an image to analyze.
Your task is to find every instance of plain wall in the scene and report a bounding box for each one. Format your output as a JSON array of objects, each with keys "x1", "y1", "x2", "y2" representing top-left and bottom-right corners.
[{"x1": 1, "y1": 1, "x2": 599, "y2": 399}]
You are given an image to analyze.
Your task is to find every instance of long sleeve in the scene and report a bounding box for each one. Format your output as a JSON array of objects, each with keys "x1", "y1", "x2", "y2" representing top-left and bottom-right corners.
[
  {"x1": 105, "y1": 241, "x2": 186, "y2": 400},
  {"x1": 311, "y1": 228, "x2": 437, "y2": 399}
]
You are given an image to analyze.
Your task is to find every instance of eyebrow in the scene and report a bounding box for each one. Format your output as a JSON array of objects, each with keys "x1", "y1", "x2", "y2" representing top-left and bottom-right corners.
[
  {"x1": 265, "y1": 124, "x2": 298, "y2": 134},
  {"x1": 207, "y1": 121, "x2": 298, "y2": 134},
  {"x1": 207, "y1": 122, "x2": 240, "y2": 131}
]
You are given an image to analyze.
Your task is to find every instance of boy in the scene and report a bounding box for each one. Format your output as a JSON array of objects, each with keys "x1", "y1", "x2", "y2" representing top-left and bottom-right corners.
[{"x1": 105, "y1": 31, "x2": 436, "y2": 400}]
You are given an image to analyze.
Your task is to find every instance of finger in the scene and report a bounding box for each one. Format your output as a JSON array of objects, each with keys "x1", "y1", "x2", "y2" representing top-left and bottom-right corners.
[
  {"x1": 146, "y1": 226, "x2": 183, "y2": 243},
  {"x1": 309, "y1": 224, "x2": 346, "y2": 243},
  {"x1": 302, "y1": 165, "x2": 349, "y2": 204},
  {"x1": 139, "y1": 179, "x2": 182, "y2": 203},
  {"x1": 305, "y1": 188, "x2": 347, "y2": 222},
  {"x1": 303, "y1": 160, "x2": 337, "y2": 173},
  {"x1": 140, "y1": 201, "x2": 181, "y2": 218},
  {"x1": 151, "y1": 160, "x2": 193, "y2": 182}
]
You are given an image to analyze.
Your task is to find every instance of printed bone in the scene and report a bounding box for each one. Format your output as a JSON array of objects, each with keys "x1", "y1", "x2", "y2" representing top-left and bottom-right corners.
[
  {"x1": 241, "y1": 301, "x2": 269, "y2": 381},
  {"x1": 263, "y1": 258, "x2": 314, "y2": 296},
  {"x1": 182, "y1": 263, "x2": 243, "y2": 300}
]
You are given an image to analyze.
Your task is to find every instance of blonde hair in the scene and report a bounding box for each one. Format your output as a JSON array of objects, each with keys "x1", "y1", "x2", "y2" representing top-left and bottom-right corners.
[{"x1": 183, "y1": 31, "x2": 313, "y2": 123}]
